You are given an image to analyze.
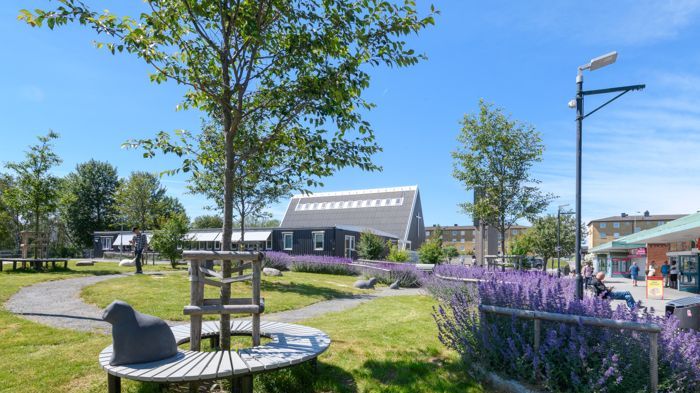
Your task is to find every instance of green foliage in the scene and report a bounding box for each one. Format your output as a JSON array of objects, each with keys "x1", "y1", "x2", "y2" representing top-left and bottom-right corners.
[
  {"x1": 150, "y1": 214, "x2": 190, "y2": 268},
  {"x1": 418, "y1": 237, "x2": 444, "y2": 263},
  {"x1": 20, "y1": 1, "x2": 437, "y2": 253},
  {"x1": 508, "y1": 232, "x2": 533, "y2": 256},
  {"x1": 191, "y1": 215, "x2": 222, "y2": 229},
  {"x1": 528, "y1": 214, "x2": 582, "y2": 270},
  {"x1": 114, "y1": 172, "x2": 184, "y2": 230},
  {"x1": 4, "y1": 131, "x2": 62, "y2": 257},
  {"x1": 0, "y1": 174, "x2": 20, "y2": 250},
  {"x1": 452, "y1": 100, "x2": 555, "y2": 256},
  {"x1": 356, "y1": 231, "x2": 386, "y2": 260},
  {"x1": 387, "y1": 242, "x2": 410, "y2": 262},
  {"x1": 59, "y1": 160, "x2": 119, "y2": 248},
  {"x1": 443, "y1": 246, "x2": 460, "y2": 260}
]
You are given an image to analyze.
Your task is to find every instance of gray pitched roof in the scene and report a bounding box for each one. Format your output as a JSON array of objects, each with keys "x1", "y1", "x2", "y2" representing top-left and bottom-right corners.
[
  {"x1": 280, "y1": 186, "x2": 421, "y2": 244},
  {"x1": 588, "y1": 214, "x2": 687, "y2": 224}
]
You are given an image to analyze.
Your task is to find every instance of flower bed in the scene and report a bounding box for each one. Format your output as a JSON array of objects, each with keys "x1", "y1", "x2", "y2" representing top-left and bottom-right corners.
[
  {"x1": 262, "y1": 251, "x2": 293, "y2": 270},
  {"x1": 357, "y1": 260, "x2": 425, "y2": 288},
  {"x1": 288, "y1": 255, "x2": 357, "y2": 276},
  {"x1": 430, "y1": 266, "x2": 700, "y2": 392}
]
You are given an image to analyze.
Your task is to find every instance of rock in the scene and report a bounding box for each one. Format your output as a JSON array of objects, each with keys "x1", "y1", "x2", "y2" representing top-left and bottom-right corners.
[
  {"x1": 75, "y1": 261, "x2": 95, "y2": 266},
  {"x1": 102, "y1": 300, "x2": 178, "y2": 366},
  {"x1": 263, "y1": 267, "x2": 282, "y2": 276},
  {"x1": 354, "y1": 277, "x2": 377, "y2": 289},
  {"x1": 119, "y1": 259, "x2": 135, "y2": 267},
  {"x1": 389, "y1": 280, "x2": 400, "y2": 290}
]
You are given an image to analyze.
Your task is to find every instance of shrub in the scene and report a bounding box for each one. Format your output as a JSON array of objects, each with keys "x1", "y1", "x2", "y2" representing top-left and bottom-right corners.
[
  {"x1": 386, "y1": 242, "x2": 410, "y2": 262},
  {"x1": 289, "y1": 255, "x2": 357, "y2": 276},
  {"x1": 356, "y1": 231, "x2": 386, "y2": 260},
  {"x1": 418, "y1": 237, "x2": 444, "y2": 263},
  {"x1": 263, "y1": 251, "x2": 293, "y2": 271},
  {"x1": 150, "y1": 214, "x2": 189, "y2": 268},
  {"x1": 431, "y1": 266, "x2": 700, "y2": 392}
]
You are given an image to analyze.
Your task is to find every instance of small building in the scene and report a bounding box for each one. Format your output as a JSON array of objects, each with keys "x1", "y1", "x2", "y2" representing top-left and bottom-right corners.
[
  {"x1": 424, "y1": 224, "x2": 528, "y2": 255},
  {"x1": 279, "y1": 185, "x2": 425, "y2": 250},
  {"x1": 587, "y1": 212, "x2": 686, "y2": 249},
  {"x1": 590, "y1": 211, "x2": 700, "y2": 293}
]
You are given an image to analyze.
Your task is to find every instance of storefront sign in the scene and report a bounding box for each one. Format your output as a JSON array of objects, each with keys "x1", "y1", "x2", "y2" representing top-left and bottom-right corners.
[
  {"x1": 629, "y1": 247, "x2": 647, "y2": 256},
  {"x1": 646, "y1": 277, "x2": 664, "y2": 300}
]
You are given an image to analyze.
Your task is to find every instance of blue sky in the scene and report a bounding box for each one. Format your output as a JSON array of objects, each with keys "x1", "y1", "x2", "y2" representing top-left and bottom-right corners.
[{"x1": 2, "y1": 1, "x2": 700, "y2": 226}]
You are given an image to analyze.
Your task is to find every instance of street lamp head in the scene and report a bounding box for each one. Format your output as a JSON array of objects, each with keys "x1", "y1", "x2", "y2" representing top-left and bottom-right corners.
[
  {"x1": 589, "y1": 51, "x2": 618, "y2": 71},
  {"x1": 568, "y1": 99, "x2": 576, "y2": 109}
]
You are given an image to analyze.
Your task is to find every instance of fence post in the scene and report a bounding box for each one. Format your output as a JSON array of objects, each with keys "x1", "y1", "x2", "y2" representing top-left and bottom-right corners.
[
  {"x1": 533, "y1": 318, "x2": 541, "y2": 382},
  {"x1": 649, "y1": 331, "x2": 658, "y2": 393}
]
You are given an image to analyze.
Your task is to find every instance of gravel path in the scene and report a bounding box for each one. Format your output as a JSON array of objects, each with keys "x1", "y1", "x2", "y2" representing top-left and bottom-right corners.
[{"x1": 4, "y1": 273, "x2": 424, "y2": 333}]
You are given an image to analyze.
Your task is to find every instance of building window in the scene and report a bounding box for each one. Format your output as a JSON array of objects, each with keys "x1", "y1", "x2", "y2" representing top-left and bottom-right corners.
[
  {"x1": 460, "y1": 230, "x2": 465, "y2": 235},
  {"x1": 634, "y1": 227, "x2": 641, "y2": 233},
  {"x1": 614, "y1": 232, "x2": 620, "y2": 238},
  {"x1": 613, "y1": 222, "x2": 620, "y2": 228},
  {"x1": 425, "y1": 231, "x2": 430, "y2": 237},
  {"x1": 600, "y1": 232, "x2": 607, "y2": 239},
  {"x1": 283, "y1": 232, "x2": 293, "y2": 250},
  {"x1": 313, "y1": 231, "x2": 324, "y2": 251},
  {"x1": 451, "y1": 230, "x2": 458, "y2": 236},
  {"x1": 344, "y1": 235, "x2": 356, "y2": 258},
  {"x1": 600, "y1": 223, "x2": 607, "y2": 228},
  {"x1": 658, "y1": 221, "x2": 665, "y2": 226},
  {"x1": 265, "y1": 238, "x2": 272, "y2": 250},
  {"x1": 512, "y1": 229, "x2": 518, "y2": 235},
  {"x1": 100, "y1": 236, "x2": 113, "y2": 251}
]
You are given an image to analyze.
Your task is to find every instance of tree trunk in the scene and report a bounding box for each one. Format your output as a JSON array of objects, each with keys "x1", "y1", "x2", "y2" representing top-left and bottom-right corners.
[{"x1": 222, "y1": 128, "x2": 234, "y2": 252}]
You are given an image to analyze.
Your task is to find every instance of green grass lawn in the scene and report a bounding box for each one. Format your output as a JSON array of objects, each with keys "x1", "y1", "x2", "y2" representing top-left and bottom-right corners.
[
  {"x1": 0, "y1": 263, "x2": 483, "y2": 393},
  {"x1": 81, "y1": 271, "x2": 373, "y2": 321}
]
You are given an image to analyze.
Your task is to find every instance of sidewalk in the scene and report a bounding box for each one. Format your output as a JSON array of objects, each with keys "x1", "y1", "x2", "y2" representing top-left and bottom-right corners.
[{"x1": 601, "y1": 276, "x2": 689, "y2": 316}]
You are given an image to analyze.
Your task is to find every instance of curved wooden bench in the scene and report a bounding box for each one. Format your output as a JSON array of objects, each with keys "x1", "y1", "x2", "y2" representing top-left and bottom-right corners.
[{"x1": 99, "y1": 320, "x2": 330, "y2": 392}]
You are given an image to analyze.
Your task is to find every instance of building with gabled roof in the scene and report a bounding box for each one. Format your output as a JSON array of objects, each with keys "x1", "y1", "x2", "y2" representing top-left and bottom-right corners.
[{"x1": 280, "y1": 185, "x2": 425, "y2": 250}]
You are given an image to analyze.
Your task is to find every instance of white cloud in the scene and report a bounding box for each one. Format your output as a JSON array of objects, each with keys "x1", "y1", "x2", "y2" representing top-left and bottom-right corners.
[{"x1": 19, "y1": 85, "x2": 45, "y2": 102}]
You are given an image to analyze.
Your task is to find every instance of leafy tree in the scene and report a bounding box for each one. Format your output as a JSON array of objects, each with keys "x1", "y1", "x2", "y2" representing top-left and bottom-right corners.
[
  {"x1": 418, "y1": 237, "x2": 444, "y2": 264},
  {"x1": 115, "y1": 172, "x2": 182, "y2": 230},
  {"x1": 192, "y1": 215, "x2": 223, "y2": 229},
  {"x1": 443, "y1": 245, "x2": 459, "y2": 261},
  {"x1": 0, "y1": 174, "x2": 21, "y2": 250},
  {"x1": 4, "y1": 132, "x2": 62, "y2": 257},
  {"x1": 150, "y1": 214, "x2": 190, "y2": 268},
  {"x1": 527, "y1": 214, "x2": 582, "y2": 271},
  {"x1": 60, "y1": 160, "x2": 119, "y2": 247},
  {"x1": 21, "y1": 1, "x2": 437, "y2": 259},
  {"x1": 452, "y1": 100, "x2": 554, "y2": 257},
  {"x1": 245, "y1": 214, "x2": 280, "y2": 228},
  {"x1": 386, "y1": 242, "x2": 410, "y2": 262},
  {"x1": 356, "y1": 231, "x2": 386, "y2": 260},
  {"x1": 509, "y1": 232, "x2": 533, "y2": 256}
]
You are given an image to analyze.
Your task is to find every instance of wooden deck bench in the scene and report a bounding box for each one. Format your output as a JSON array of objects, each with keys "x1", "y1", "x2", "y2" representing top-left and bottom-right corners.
[
  {"x1": 99, "y1": 319, "x2": 330, "y2": 392},
  {"x1": 0, "y1": 258, "x2": 69, "y2": 271}
]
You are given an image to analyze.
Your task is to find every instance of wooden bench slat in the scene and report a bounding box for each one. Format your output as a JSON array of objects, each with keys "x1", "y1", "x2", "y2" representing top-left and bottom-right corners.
[{"x1": 229, "y1": 351, "x2": 250, "y2": 375}]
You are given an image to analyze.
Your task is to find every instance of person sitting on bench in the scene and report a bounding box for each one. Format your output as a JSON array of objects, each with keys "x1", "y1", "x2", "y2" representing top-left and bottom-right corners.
[{"x1": 590, "y1": 272, "x2": 637, "y2": 310}]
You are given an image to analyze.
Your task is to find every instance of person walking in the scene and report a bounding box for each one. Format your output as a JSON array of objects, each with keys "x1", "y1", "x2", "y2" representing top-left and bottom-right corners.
[
  {"x1": 583, "y1": 263, "x2": 593, "y2": 288},
  {"x1": 661, "y1": 261, "x2": 670, "y2": 287},
  {"x1": 647, "y1": 261, "x2": 656, "y2": 278},
  {"x1": 590, "y1": 272, "x2": 638, "y2": 310},
  {"x1": 132, "y1": 226, "x2": 148, "y2": 274},
  {"x1": 670, "y1": 260, "x2": 679, "y2": 290},
  {"x1": 630, "y1": 261, "x2": 640, "y2": 287}
]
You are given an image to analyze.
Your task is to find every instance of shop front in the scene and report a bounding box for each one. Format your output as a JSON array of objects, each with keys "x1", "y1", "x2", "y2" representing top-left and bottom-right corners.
[{"x1": 668, "y1": 250, "x2": 700, "y2": 293}]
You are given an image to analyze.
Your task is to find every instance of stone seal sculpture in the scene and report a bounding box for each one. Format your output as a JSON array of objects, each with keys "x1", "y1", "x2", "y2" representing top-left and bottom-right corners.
[
  {"x1": 354, "y1": 277, "x2": 377, "y2": 289},
  {"x1": 103, "y1": 300, "x2": 178, "y2": 366},
  {"x1": 389, "y1": 280, "x2": 400, "y2": 290}
]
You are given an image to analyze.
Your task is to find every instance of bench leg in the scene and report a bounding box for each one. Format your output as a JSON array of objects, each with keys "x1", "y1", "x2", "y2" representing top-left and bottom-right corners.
[
  {"x1": 64, "y1": 261, "x2": 68, "y2": 269},
  {"x1": 310, "y1": 357, "x2": 319, "y2": 372},
  {"x1": 52, "y1": 261, "x2": 56, "y2": 269},
  {"x1": 210, "y1": 335, "x2": 220, "y2": 350},
  {"x1": 107, "y1": 374, "x2": 121, "y2": 393},
  {"x1": 231, "y1": 375, "x2": 253, "y2": 393}
]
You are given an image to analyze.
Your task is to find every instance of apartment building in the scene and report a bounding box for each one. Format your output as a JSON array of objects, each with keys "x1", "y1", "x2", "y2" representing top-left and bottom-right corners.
[
  {"x1": 587, "y1": 212, "x2": 686, "y2": 249},
  {"x1": 425, "y1": 224, "x2": 528, "y2": 254}
]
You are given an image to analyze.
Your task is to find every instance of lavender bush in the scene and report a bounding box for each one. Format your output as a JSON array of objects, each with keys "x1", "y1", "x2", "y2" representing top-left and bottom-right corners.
[
  {"x1": 263, "y1": 251, "x2": 293, "y2": 271},
  {"x1": 288, "y1": 255, "x2": 357, "y2": 276},
  {"x1": 431, "y1": 266, "x2": 700, "y2": 393}
]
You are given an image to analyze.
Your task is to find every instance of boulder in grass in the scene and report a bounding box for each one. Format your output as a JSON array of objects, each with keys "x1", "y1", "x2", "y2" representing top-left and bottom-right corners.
[
  {"x1": 263, "y1": 267, "x2": 282, "y2": 276},
  {"x1": 75, "y1": 260, "x2": 95, "y2": 266},
  {"x1": 119, "y1": 259, "x2": 135, "y2": 267},
  {"x1": 389, "y1": 280, "x2": 400, "y2": 290},
  {"x1": 354, "y1": 277, "x2": 377, "y2": 289}
]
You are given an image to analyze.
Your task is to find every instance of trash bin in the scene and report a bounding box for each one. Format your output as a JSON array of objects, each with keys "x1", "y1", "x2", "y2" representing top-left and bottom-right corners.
[{"x1": 665, "y1": 296, "x2": 700, "y2": 330}]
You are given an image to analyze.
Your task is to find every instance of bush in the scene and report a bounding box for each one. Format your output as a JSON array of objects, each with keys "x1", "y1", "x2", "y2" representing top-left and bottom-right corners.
[
  {"x1": 386, "y1": 242, "x2": 410, "y2": 262},
  {"x1": 430, "y1": 266, "x2": 700, "y2": 392},
  {"x1": 418, "y1": 237, "x2": 444, "y2": 263},
  {"x1": 263, "y1": 251, "x2": 292, "y2": 271},
  {"x1": 150, "y1": 214, "x2": 189, "y2": 268},
  {"x1": 289, "y1": 255, "x2": 357, "y2": 276},
  {"x1": 356, "y1": 231, "x2": 386, "y2": 260}
]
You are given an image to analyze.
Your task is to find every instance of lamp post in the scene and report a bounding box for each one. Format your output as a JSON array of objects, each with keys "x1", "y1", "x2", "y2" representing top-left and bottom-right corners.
[
  {"x1": 557, "y1": 204, "x2": 575, "y2": 278},
  {"x1": 571, "y1": 51, "x2": 645, "y2": 299}
]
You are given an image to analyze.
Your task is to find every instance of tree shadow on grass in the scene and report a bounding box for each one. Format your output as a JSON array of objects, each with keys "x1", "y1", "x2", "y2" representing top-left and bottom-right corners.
[
  {"x1": 262, "y1": 281, "x2": 355, "y2": 301},
  {"x1": 360, "y1": 349, "x2": 480, "y2": 393}
]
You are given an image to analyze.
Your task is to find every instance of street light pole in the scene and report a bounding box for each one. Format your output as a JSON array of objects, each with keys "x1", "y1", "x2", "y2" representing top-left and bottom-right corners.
[{"x1": 571, "y1": 51, "x2": 645, "y2": 300}]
